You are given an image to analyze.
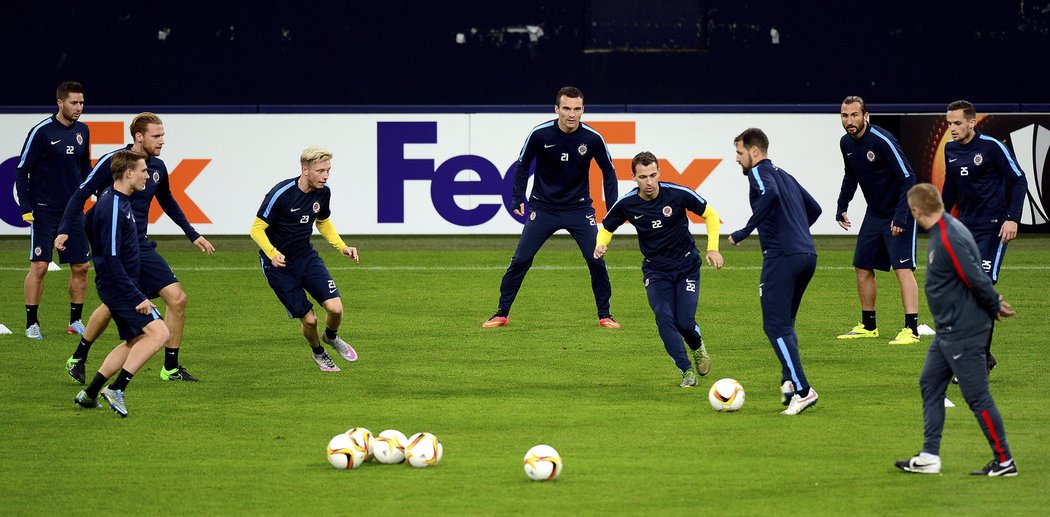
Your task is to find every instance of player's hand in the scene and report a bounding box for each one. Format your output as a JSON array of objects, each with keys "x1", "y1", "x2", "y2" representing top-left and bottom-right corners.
[
  {"x1": 22, "y1": 212, "x2": 33, "y2": 223},
  {"x1": 135, "y1": 299, "x2": 157, "y2": 315},
  {"x1": 838, "y1": 212, "x2": 851, "y2": 231},
  {"x1": 342, "y1": 246, "x2": 359, "y2": 263},
  {"x1": 513, "y1": 203, "x2": 525, "y2": 217},
  {"x1": 194, "y1": 236, "x2": 215, "y2": 255},
  {"x1": 997, "y1": 297, "x2": 1016, "y2": 320},
  {"x1": 728, "y1": 235, "x2": 737, "y2": 245},
  {"x1": 705, "y1": 250, "x2": 724, "y2": 270},
  {"x1": 271, "y1": 253, "x2": 286, "y2": 268},
  {"x1": 999, "y1": 220, "x2": 1018, "y2": 243},
  {"x1": 890, "y1": 224, "x2": 903, "y2": 237},
  {"x1": 593, "y1": 244, "x2": 608, "y2": 259},
  {"x1": 55, "y1": 233, "x2": 69, "y2": 251}
]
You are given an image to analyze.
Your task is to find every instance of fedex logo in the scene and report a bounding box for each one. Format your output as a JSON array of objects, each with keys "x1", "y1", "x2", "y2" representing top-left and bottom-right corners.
[
  {"x1": 378, "y1": 122, "x2": 521, "y2": 226},
  {"x1": 377, "y1": 121, "x2": 721, "y2": 226},
  {"x1": 0, "y1": 120, "x2": 211, "y2": 227}
]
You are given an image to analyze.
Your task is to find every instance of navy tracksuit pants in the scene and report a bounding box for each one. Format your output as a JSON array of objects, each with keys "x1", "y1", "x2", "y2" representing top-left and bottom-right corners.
[
  {"x1": 643, "y1": 260, "x2": 703, "y2": 373},
  {"x1": 760, "y1": 253, "x2": 816, "y2": 396},
  {"x1": 497, "y1": 206, "x2": 612, "y2": 316}
]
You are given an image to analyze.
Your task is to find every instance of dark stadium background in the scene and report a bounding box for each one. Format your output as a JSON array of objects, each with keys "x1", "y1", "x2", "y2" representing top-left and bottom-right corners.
[
  {"x1": 1, "y1": 1, "x2": 1047, "y2": 108},
  {"x1": 2, "y1": 1, "x2": 1045, "y2": 231}
]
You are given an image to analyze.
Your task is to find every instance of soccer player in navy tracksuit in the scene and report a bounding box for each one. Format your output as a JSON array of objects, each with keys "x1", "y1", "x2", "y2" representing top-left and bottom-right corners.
[
  {"x1": 896, "y1": 184, "x2": 1017, "y2": 477},
  {"x1": 57, "y1": 113, "x2": 215, "y2": 384},
  {"x1": 251, "y1": 146, "x2": 360, "y2": 372},
  {"x1": 14, "y1": 81, "x2": 92, "y2": 340},
  {"x1": 942, "y1": 100, "x2": 1028, "y2": 374},
  {"x1": 595, "y1": 152, "x2": 724, "y2": 387},
  {"x1": 73, "y1": 150, "x2": 171, "y2": 418},
  {"x1": 483, "y1": 86, "x2": 620, "y2": 329},
  {"x1": 728, "y1": 128, "x2": 822, "y2": 415},
  {"x1": 835, "y1": 96, "x2": 921, "y2": 345}
]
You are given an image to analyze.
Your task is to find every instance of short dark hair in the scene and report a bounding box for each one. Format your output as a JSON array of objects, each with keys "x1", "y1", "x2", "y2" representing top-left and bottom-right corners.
[
  {"x1": 734, "y1": 128, "x2": 769, "y2": 153},
  {"x1": 947, "y1": 100, "x2": 976, "y2": 120},
  {"x1": 631, "y1": 151, "x2": 658, "y2": 175},
  {"x1": 556, "y1": 86, "x2": 583, "y2": 106},
  {"x1": 842, "y1": 95, "x2": 867, "y2": 113},
  {"x1": 110, "y1": 150, "x2": 147, "y2": 181},
  {"x1": 56, "y1": 81, "x2": 84, "y2": 101}
]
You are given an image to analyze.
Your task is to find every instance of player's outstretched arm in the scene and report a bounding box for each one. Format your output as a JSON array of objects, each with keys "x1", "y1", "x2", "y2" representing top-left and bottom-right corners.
[
  {"x1": 730, "y1": 167, "x2": 780, "y2": 244},
  {"x1": 155, "y1": 172, "x2": 205, "y2": 244}
]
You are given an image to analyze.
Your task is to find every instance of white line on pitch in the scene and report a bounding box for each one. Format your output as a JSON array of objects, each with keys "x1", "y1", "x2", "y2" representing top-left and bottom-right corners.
[{"x1": 4, "y1": 265, "x2": 1050, "y2": 272}]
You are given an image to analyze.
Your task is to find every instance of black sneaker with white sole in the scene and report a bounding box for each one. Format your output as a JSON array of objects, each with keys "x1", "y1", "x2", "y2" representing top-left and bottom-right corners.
[{"x1": 970, "y1": 459, "x2": 1017, "y2": 477}]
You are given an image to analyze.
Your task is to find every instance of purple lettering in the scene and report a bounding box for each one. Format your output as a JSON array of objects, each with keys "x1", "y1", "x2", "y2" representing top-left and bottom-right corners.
[
  {"x1": 376, "y1": 121, "x2": 527, "y2": 226},
  {"x1": 0, "y1": 157, "x2": 28, "y2": 227},
  {"x1": 377, "y1": 122, "x2": 437, "y2": 223},
  {"x1": 432, "y1": 156, "x2": 505, "y2": 226}
]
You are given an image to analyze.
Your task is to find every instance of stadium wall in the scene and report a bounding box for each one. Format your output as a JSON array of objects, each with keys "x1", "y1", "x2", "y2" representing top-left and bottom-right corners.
[{"x1": 2, "y1": 111, "x2": 1047, "y2": 235}]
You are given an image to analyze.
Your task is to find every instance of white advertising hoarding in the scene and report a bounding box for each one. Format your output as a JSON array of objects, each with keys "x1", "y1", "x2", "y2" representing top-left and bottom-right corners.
[{"x1": 1, "y1": 112, "x2": 863, "y2": 236}]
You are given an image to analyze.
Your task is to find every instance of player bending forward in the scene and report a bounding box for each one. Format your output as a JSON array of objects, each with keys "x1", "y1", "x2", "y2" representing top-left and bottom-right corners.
[
  {"x1": 595, "y1": 151, "x2": 723, "y2": 387},
  {"x1": 251, "y1": 147, "x2": 359, "y2": 371}
]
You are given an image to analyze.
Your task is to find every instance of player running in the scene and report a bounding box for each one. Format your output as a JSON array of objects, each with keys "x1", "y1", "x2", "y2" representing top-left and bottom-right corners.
[
  {"x1": 728, "y1": 128, "x2": 822, "y2": 415},
  {"x1": 73, "y1": 150, "x2": 171, "y2": 417},
  {"x1": 57, "y1": 113, "x2": 214, "y2": 384},
  {"x1": 251, "y1": 146, "x2": 359, "y2": 371},
  {"x1": 594, "y1": 152, "x2": 723, "y2": 387}
]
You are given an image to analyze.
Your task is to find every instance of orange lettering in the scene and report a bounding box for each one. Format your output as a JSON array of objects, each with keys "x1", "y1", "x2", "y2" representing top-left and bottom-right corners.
[
  {"x1": 587, "y1": 122, "x2": 636, "y2": 220},
  {"x1": 148, "y1": 159, "x2": 212, "y2": 224},
  {"x1": 82, "y1": 121, "x2": 126, "y2": 212},
  {"x1": 659, "y1": 159, "x2": 721, "y2": 223}
]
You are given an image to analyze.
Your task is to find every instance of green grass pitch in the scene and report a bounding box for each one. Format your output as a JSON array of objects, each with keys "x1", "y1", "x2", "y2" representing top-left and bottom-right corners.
[{"x1": 1, "y1": 233, "x2": 1047, "y2": 515}]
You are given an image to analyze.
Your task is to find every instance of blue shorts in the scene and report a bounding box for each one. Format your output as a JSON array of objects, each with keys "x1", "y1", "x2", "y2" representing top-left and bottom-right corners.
[
  {"x1": 968, "y1": 224, "x2": 1008, "y2": 284},
  {"x1": 29, "y1": 210, "x2": 90, "y2": 264},
  {"x1": 97, "y1": 286, "x2": 163, "y2": 341},
  {"x1": 260, "y1": 250, "x2": 340, "y2": 319},
  {"x1": 138, "y1": 242, "x2": 179, "y2": 298},
  {"x1": 853, "y1": 214, "x2": 916, "y2": 271}
]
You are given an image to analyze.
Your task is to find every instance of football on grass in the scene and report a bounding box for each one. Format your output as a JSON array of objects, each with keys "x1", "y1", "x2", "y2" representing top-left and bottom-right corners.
[
  {"x1": 405, "y1": 432, "x2": 443, "y2": 468},
  {"x1": 345, "y1": 427, "x2": 374, "y2": 460},
  {"x1": 523, "y1": 444, "x2": 562, "y2": 481},
  {"x1": 708, "y1": 378, "x2": 745, "y2": 412},
  {"x1": 327, "y1": 433, "x2": 367, "y2": 469},
  {"x1": 373, "y1": 429, "x2": 408, "y2": 464}
]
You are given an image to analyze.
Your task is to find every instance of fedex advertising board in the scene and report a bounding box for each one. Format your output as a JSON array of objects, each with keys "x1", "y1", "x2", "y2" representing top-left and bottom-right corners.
[{"x1": 1, "y1": 112, "x2": 857, "y2": 236}]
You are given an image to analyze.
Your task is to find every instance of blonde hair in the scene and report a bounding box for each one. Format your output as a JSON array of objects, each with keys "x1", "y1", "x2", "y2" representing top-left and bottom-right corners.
[
  {"x1": 907, "y1": 183, "x2": 944, "y2": 214},
  {"x1": 130, "y1": 112, "x2": 163, "y2": 137},
  {"x1": 300, "y1": 146, "x2": 333, "y2": 167}
]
